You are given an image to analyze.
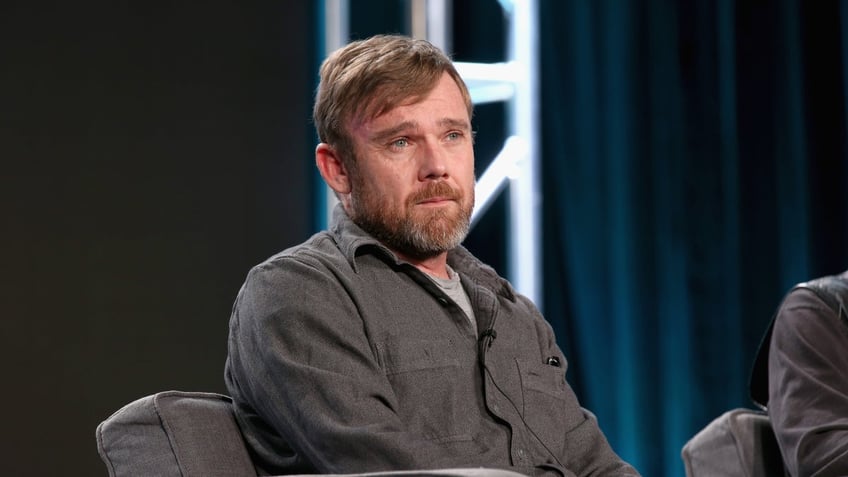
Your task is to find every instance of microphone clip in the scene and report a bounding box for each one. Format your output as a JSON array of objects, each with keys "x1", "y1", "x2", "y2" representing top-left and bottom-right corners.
[{"x1": 479, "y1": 328, "x2": 497, "y2": 348}]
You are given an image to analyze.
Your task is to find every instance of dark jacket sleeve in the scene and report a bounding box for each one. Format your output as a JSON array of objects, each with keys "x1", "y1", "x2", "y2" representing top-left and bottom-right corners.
[
  {"x1": 768, "y1": 288, "x2": 848, "y2": 477},
  {"x1": 225, "y1": 255, "x2": 468, "y2": 474}
]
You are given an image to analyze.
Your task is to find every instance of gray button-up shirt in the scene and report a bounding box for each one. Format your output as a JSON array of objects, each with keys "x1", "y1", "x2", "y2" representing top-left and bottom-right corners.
[{"x1": 225, "y1": 206, "x2": 639, "y2": 477}]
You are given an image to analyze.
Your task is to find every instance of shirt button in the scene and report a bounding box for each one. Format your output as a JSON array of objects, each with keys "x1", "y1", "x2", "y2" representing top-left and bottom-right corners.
[{"x1": 518, "y1": 449, "x2": 526, "y2": 459}]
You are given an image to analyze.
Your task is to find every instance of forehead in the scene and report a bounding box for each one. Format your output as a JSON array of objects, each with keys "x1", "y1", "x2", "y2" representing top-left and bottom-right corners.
[{"x1": 356, "y1": 74, "x2": 470, "y2": 133}]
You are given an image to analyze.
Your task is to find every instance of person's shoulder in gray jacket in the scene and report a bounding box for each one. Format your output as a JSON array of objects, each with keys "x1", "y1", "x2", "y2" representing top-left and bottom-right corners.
[{"x1": 768, "y1": 271, "x2": 848, "y2": 477}]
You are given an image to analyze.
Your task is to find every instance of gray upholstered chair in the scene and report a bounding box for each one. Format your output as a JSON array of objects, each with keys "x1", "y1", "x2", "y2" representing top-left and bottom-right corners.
[
  {"x1": 96, "y1": 390, "x2": 528, "y2": 477},
  {"x1": 680, "y1": 408, "x2": 785, "y2": 477}
]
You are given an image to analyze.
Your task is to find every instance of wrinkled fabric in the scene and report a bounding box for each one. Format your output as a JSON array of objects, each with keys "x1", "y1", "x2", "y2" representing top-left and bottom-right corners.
[
  {"x1": 768, "y1": 286, "x2": 848, "y2": 477},
  {"x1": 225, "y1": 205, "x2": 639, "y2": 477}
]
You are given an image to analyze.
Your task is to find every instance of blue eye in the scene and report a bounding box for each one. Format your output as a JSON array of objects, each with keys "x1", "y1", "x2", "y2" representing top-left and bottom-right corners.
[{"x1": 392, "y1": 138, "x2": 409, "y2": 148}]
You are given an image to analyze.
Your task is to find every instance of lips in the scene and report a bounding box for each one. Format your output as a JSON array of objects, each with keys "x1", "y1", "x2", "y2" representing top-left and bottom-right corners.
[{"x1": 418, "y1": 196, "x2": 452, "y2": 204}]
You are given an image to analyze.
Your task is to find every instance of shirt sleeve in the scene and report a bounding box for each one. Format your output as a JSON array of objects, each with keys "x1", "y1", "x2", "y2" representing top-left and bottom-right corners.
[
  {"x1": 768, "y1": 287, "x2": 848, "y2": 477},
  {"x1": 225, "y1": 255, "x2": 468, "y2": 474}
]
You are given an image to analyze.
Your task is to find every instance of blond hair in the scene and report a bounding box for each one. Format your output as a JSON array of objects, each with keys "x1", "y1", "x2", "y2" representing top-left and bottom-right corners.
[{"x1": 313, "y1": 34, "x2": 473, "y2": 166}]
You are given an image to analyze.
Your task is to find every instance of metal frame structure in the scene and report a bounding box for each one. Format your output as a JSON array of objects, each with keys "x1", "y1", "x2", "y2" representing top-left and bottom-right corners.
[{"x1": 321, "y1": 0, "x2": 540, "y2": 307}]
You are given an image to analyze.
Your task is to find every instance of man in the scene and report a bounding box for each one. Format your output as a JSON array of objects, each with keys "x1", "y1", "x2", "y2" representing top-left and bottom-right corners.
[
  {"x1": 764, "y1": 271, "x2": 848, "y2": 476},
  {"x1": 225, "y1": 34, "x2": 639, "y2": 477}
]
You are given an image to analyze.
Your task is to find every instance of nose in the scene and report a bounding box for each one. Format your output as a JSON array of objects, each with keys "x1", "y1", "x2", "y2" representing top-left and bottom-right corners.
[{"x1": 418, "y1": 142, "x2": 448, "y2": 181}]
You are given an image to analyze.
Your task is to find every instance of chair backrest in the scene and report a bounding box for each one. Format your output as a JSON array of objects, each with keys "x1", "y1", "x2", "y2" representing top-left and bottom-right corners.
[
  {"x1": 681, "y1": 408, "x2": 785, "y2": 477},
  {"x1": 682, "y1": 273, "x2": 848, "y2": 477},
  {"x1": 96, "y1": 390, "x2": 257, "y2": 477},
  {"x1": 95, "y1": 391, "x2": 587, "y2": 477}
]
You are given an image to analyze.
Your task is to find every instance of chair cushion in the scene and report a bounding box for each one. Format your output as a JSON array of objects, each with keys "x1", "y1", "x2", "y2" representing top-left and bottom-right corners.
[
  {"x1": 681, "y1": 408, "x2": 785, "y2": 477},
  {"x1": 96, "y1": 390, "x2": 256, "y2": 477}
]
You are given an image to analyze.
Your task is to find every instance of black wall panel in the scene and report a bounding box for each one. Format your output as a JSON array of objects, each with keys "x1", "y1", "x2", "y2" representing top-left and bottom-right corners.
[{"x1": 1, "y1": 2, "x2": 315, "y2": 475}]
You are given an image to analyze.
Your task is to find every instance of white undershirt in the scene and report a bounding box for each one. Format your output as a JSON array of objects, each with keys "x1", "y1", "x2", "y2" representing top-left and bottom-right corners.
[{"x1": 428, "y1": 265, "x2": 477, "y2": 332}]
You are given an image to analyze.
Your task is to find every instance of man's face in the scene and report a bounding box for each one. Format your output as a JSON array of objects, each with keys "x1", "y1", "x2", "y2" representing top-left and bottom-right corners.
[{"x1": 345, "y1": 72, "x2": 475, "y2": 259}]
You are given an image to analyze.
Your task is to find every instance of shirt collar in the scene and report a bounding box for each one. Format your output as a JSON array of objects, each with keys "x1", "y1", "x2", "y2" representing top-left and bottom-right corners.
[
  {"x1": 330, "y1": 203, "x2": 516, "y2": 301},
  {"x1": 329, "y1": 204, "x2": 399, "y2": 272}
]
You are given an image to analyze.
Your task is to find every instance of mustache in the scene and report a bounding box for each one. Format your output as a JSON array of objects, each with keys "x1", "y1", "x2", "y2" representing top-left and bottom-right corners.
[{"x1": 408, "y1": 182, "x2": 461, "y2": 204}]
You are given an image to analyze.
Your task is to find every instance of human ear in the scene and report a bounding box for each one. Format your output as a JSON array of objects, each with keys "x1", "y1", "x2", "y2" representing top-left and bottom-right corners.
[{"x1": 315, "y1": 143, "x2": 351, "y2": 195}]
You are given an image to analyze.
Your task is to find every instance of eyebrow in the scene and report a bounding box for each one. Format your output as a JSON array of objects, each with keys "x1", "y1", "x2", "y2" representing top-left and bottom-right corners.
[{"x1": 370, "y1": 118, "x2": 471, "y2": 143}]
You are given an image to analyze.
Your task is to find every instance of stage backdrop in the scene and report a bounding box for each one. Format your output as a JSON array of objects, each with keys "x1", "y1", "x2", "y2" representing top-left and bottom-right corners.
[
  {"x1": 4, "y1": 1, "x2": 847, "y2": 476},
  {"x1": 1, "y1": 2, "x2": 317, "y2": 475},
  {"x1": 538, "y1": 1, "x2": 848, "y2": 476}
]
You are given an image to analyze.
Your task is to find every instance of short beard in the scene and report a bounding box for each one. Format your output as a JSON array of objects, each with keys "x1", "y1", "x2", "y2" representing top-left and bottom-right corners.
[{"x1": 350, "y1": 180, "x2": 473, "y2": 260}]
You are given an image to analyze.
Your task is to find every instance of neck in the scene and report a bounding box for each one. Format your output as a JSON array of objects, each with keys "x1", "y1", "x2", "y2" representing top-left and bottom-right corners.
[{"x1": 394, "y1": 250, "x2": 450, "y2": 279}]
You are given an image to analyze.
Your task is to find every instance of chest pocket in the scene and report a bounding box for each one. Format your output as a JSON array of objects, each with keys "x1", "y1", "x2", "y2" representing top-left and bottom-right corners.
[
  {"x1": 516, "y1": 358, "x2": 584, "y2": 456},
  {"x1": 375, "y1": 337, "x2": 475, "y2": 443}
]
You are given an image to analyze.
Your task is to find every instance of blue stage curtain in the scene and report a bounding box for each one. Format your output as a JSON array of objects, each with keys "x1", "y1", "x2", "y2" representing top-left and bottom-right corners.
[{"x1": 539, "y1": 1, "x2": 848, "y2": 475}]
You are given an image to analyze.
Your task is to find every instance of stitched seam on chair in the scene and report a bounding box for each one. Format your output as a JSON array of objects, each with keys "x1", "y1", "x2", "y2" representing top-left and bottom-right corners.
[
  {"x1": 729, "y1": 410, "x2": 763, "y2": 477},
  {"x1": 95, "y1": 422, "x2": 117, "y2": 477},
  {"x1": 154, "y1": 393, "x2": 188, "y2": 477}
]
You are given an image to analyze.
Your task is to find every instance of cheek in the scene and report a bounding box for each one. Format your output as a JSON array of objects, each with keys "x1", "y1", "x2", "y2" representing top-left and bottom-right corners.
[
  {"x1": 458, "y1": 161, "x2": 476, "y2": 190},
  {"x1": 384, "y1": 170, "x2": 417, "y2": 203},
  {"x1": 459, "y1": 150, "x2": 476, "y2": 178},
  {"x1": 359, "y1": 176, "x2": 407, "y2": 207}
]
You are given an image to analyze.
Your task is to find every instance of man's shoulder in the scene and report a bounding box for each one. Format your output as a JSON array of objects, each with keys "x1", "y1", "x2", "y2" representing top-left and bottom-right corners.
[
  {"x1": 782, "y1": 273, "x2": 848, "y2": 320},
  {"x1": 771, "y1": 273, "x2": 848, "y2": 346},
  {"x1": 794, "y1": 273, "x2": 848, "y2": 319},
  {"x1": 248, "y1": 231, "x2": 348, "y2": 277}
]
